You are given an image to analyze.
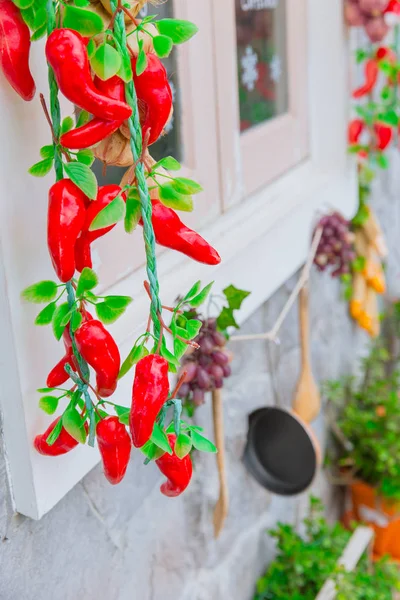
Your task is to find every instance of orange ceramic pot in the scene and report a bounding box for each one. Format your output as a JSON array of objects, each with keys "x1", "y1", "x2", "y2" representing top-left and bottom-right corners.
[{"x1": 350, "y1": 481, "x2": 400, "y2": 560}]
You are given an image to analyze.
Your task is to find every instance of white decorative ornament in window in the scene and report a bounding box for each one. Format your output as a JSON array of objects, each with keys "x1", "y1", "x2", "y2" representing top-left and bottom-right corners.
[
  {"x1": 240, "y1": 0, "x2": 279, "y2": 11},
  {"x1": 269, "y1": 54, "x2": 282, "y2": 83},
  {"x1": 241, "y1": 46, "x2": 259, "y2": 92}
]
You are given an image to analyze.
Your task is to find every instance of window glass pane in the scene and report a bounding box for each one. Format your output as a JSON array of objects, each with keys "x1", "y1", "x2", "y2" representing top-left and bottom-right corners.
[
  {"x1": 92, "y1": 2, "x2": 182, "y2": 186},
  {"x1": 236, "y1": 0, "x2": 288, "y2": 133}
]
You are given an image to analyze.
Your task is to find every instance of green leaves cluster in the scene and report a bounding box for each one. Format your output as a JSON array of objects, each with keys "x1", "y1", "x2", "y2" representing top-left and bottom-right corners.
[
  {"x1": 148, "y1": 156, "x2": 203, "y2": 213},
  {"x1": 216, "y1": 284, "x2": 251, "y2": 333},
  {"x1": 254, "y1": 497, "x2": 400, "y2": 600},
  {"x1": 141, "y1": 420, "x2": 217, "y2": 462}
]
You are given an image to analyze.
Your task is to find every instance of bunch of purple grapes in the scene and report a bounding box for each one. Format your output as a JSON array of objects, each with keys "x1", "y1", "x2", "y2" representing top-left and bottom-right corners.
[
  {"x1": 314, "y1": 213, "x2": 356, "y2": 277},
  {"x1": 345, "y1": 0, "x2": 391, "y2": 42},
  {"x1": 177, "y1": 318, "x2": 232, "y2": 408}
]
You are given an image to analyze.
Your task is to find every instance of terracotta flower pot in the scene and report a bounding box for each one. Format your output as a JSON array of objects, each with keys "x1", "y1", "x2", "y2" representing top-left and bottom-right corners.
[{"x1": 350, "y1": 480, "x2": 400, "y2": 560}]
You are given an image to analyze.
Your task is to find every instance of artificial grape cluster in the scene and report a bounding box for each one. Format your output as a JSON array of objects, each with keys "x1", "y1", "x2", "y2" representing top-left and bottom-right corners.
[
  {"x1": 177, "y1": 317, "x2": 232, "y2": 408},
  {"x1": 314, "y1": 213, "x2": 356, "y2": 277},
  {"x1": 344, "y1": 0, "x2": 396, "y2": 42}
]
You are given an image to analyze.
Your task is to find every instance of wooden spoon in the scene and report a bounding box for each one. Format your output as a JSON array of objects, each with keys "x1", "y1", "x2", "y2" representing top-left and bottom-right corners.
[
  {"x1": 212, "y1": 388, "x2": 229, "y2": 538},
  {"x1": 292, "y1": 285, "x2": 321, "y2": 423}
]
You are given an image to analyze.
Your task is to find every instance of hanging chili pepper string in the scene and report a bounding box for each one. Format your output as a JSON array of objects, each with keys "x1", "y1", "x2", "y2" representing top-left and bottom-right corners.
[{"x1": 110, "y1": 0, "x2": 162, "y2": 342}]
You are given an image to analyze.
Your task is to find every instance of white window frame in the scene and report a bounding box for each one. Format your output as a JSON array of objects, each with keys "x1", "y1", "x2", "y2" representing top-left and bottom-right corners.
[{"x1": 0, "y1": 0, "x2": 357, "y2": 519}]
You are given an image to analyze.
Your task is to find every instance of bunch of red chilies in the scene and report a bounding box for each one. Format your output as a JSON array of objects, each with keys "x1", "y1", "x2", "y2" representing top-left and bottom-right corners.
[{"x1": 5, "y1": 0, "x2": 220, "y2": 496}]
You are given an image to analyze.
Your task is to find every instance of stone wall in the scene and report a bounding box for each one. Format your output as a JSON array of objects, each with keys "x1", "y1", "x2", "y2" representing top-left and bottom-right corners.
[{"x1": 0, "y1": 158, "x2": 399, "y2": 600}]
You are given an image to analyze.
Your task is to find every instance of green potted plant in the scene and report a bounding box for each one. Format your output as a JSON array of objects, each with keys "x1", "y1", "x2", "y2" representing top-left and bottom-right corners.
[{"x1": 254, "y1": 497, "x2": 399, "y2": 600}]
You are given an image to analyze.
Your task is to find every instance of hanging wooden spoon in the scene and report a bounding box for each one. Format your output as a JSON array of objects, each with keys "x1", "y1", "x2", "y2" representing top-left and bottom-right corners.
[
  {"x1": 212, "y1": 388, "x2": 229, "y2": 538},
  {"x1": 292, "y1": 285, "x2": 321, "y2": 423}
]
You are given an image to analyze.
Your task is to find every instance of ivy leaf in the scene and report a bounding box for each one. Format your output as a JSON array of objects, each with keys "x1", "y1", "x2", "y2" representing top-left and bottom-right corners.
[
  {"x1": 76, "y1": 149, "x2": 95, "y2": 166},
  {"x1": 46, "y1": 418, "x2": 63, "y2": 446},
  {"x1": 40, "y1": 145, "x2": 55, "y2": 159},
  {"x1": 91, "y1": 43, "x2": 122, "y2": 80},
  {"x1": 174, "y1": 433, "x2": 192, "y2": 459},
  {"x1": 124, "y1": 194, "x2": 142, "y2": 233},
  {"x1": 151, "y1": 422, "x2": 173, "y2": 455},
  {"x1": 52, "y1": 302, "x2": 71, "y2": 340},
  {"x1": 63, "y1": 5, "x2": 105, "y2": 36},
  {"x1": 62, "y1": 409, "x2": 87, "y2": 444},
  {"x1": 156, "y1": 18, "x2": 198, "y2": 44},
  {"x1": 22, "y1": 280, "x2": 58, "y2": 303},
  {"x1": 119, "y1": 343, "x2": 149, "y2": 379},
  {"x1": 216, "y1": 307, "x2": 239, "y2": 331},
  {"x1": 223, "y1": 284, "x2": 251, "y2": 310},
  {"x1": 39, "y1": 395, "x2": 59, "y2": 415},
  {"x1": 136, "y1": 40, "x2": 147, "y2": 75},
  {"x1": 171, "y1": 177, "x2": 203, "y2": 195},
  {"x1": 153, "y1": 156, "x2": 181, "y2": 171},
  {"x1": 64, "y1": 161, "x2": 98, "y2": 200},
  {"x1": 29, "y1": 158, "x2": 53, "y2": 177},
  {"x1": 191, "y1": 430, "x2": 217, "y2": 453},
  {"x1": 153, "y1": 34, "x2": 173, "y2": 58},
  {"x1": 35, "y1": 302, "x2": 57, "y2": 325},
  {"x1": 76, "y1": 267, "x2": 98, "y2": 297},
  {"x1": 60, "y1": 116, "x2": 74, "y2": 135},
  {"x1": 89, "y1": 194, "x2": 125, "y2": 230},
  {"x1": 189, "y1": 281, "x2": 214, "y2": 308}
]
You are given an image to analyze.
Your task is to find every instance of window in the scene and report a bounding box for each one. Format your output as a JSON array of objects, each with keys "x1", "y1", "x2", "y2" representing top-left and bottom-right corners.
[{"x1": 0, "y1": 0, "x2": 357, "y2": 518}]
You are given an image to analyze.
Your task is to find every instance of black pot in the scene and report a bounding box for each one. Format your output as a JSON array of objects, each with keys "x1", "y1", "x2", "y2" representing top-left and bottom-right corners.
[{"x1": 243, "y1": 407, "x2": 318, "y2": 495}]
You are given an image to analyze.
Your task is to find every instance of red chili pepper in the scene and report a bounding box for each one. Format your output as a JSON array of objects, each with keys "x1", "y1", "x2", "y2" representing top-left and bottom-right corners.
[
  {"x1": 130, "y1": 354, "x2": 169, "y2": 448},
  {"x1": 155, "y1": 434, "x2": 193, "y2": 497},
  {"x1": 348, "y1": 119, "x2": 364, "y2": 145},
  {"x1": 46, "y1": 29, "x2": 132, "y2": 122},
  {"x1": 75, "y1": 185, "x2": 125, "y2": 272},
  {"x1": 60, "y1": 75, "x2": 126, "y2": 150},
  {"x1": 48, "y1": 179, "x2": 87, "y2": 283},
  {"x1": 46, "y1": 328, "x2": 76, "y2": 388},
  {"x1": 131, "y1": 54, "x2": 172, "y2": 145},
  {"x1": 96, "y1": 416, "x2": 132, "y2": 484},
  {"x1": 0, "y1": 0, "x2": 35, "y2": 101},
  {"x1": 374, "y1": 122, "x2": 392, "y2": 150},
  {"x1": 352, "y1": 59, "x2": 379, "y2": 98},
  {"x1": 141, "y1": 200, "x2": 221, "y2": 265},
  {"x1": 34, "y1": 417, "x2": 85, "y2": 456},
  {"x1": 376, "y1": 46, "x2": 397, "y2": 62},
  {"x1": 75, "y1": 320, "x2": 120, "y2": 398}
]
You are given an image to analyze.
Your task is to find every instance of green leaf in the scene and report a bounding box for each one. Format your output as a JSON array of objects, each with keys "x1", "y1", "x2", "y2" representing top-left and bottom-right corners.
[
  {"x1": 377, "y1": 109, "x2": 398, "y2": 126},
  {"x1": 60, "y1": 309, "x2": 74, "y2": 328},
  {"x1": 91, "y1": 43, "x2": 121, "y2": 80},
  {"x1": 62, "y1": 409, "x2": 87, "y2": 444},
  {"x1": 76, "y1": 267, "x2": 98, "y2": 297},
  {"x1": 22, "y1": 280, "x2": 58, "y2": 303},
  {"x1": 191, "y1": 430, "x2": 217, "y2": 453},
  {"x1": 31, "y1": 23, "x2": 46, "y2": 42},
  {"x1": 117, "y1": 49, "x2": 133, "y2": 82},
  {"x1": 153, "y1": 156, "x2": 181, "y2": 171},
  {"x1": 114, "y1": 404, "x2": 130, "y2": 425},
  {"x1": 159, "y1": 185, "x2": 193, "y2": 212},
  {"x1": 71, "y1": 310, "x2": 83, "y2": 333},
  {"x1": 37, "y1": 387, "x2": 56, "y2": 393},
  {"x1": 185, "y1": 319, "x2": 202, "y2": 340},
  {"x1": 352, "y1": 256, "x2": 366, "y2": 273},
  {"x1": 376, "y1": 153, "x2": 389, "y2": 170},
  {"x1": 76, "y1": 110, "x2": 90, "y2": 128},
  {"x1": 183, "y1": 281, "x2": 201, "y2": 302},
  {"x1": 159, "y1": 338, "x2": 179, "y2": 372},
  {"x1": 103, "y1": 295, "x2": 132, "y2": 309},
  {"x1": 13, "y1": 0, "x2": 34, "y2": 8},
  {"x1": 60, "y1": 116, "x2": 74, "y2": 135},
  {"x1": 89, "y1": 194, "x2": 125, "y2": 230},
  {"x1": 64, "y1": 161, "x2": 98, "y2": 200},
  {"x1": 171, "y1": 177, "x2": 203, "y2": 195},
  {"x1": 39, "y1": 395, "x2": 59, "y2": 415},
  {"x1": 95, "y1": 302, "x2": 126, "y2": 324},
  {"x1": 46, "y1": 418, "x2": 63, "y2": 446},
  {"x1": 153, "y1": 34, "x2": 173, "y2": 58},
  {"x1": 223, "y1": 285, "x2": 251, "y2": 310},
  {"x1": 174, "y1": 433, "x2": 192, "y2": 458},
  {"x1": 151, "y1": 422, "x2": 173, "y2": 454},
  {"x1": 35, "y1": 302, "x2": 57, "y2": 325},
  {"x1": 156, "y1": 18, "x2": 198, "y2": 44},
  {"x1": 124, "y1": 194, "x2": 142, "y2": 233},
  {"x1": 136, "y1": 41, "x2": 147, "y2": 75},
  {"x1": 63, "y1": 5, "x2": 105, "y2": 36},
  {"x1": 74, "y1": 0, "x2": 90, "y2": 6},
  {"x1": 189, "y1": 281, "x2": 214, "y2": 308},
  {"x1": 40, "y1": 145, "x2": 55, "y2": 159},
  {"x1": 216, "y1": 306, "x2": 239, "y2": 331},
  {"x1": 173, "y1": 337, "x2": 188, "y2": 361},
  {"x1": 76, "y1": 149, "x2": 95, "y2": 166},
  {"x1": 29, "y1": 158, "x2": 53, "y2": 177},
  {"x1": 52, "y1": 303, "x2": 71, "y2": 340},
  {"x1": 140, "y1": 440, "x2": 165, "y2": 461},
  {"x1": 119, "y1": 343, "x2": 149, "y2": 379}
]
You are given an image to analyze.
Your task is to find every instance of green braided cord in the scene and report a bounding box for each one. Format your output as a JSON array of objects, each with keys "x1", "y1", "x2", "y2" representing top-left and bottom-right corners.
[{"x1": 111, "y1": 2, "x2": 162, "y2": 341}]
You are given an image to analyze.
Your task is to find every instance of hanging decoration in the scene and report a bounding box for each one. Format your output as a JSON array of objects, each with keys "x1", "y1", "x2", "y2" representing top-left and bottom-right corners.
[{"x1": 10, "y1": 0, "x2": 223, "y2": 493}]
